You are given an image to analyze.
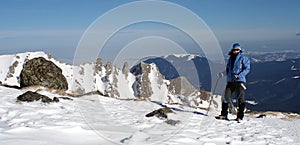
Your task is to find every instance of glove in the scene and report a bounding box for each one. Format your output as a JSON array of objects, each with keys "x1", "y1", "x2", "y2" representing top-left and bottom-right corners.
[
  {"x1": 233, "y1": 74, "x2": 239, "y2": 81},
  {"x1": 217, "y1": 72, "x2": 224, "y2": 78}
]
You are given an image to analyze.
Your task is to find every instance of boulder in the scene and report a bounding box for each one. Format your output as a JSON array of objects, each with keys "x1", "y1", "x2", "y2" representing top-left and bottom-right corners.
[
  {"x1": 20, "y1": 57, "x2": 68, "y2": 90},
  {"x1": 145, "y1": 107, "x2": 181, "y2": 125},
  {"x1": 17, "y1": 91, "x2": 59, "y2": 103},
  {"x1": 145, "y1": 107, "x2": 174, "y2": 119}
]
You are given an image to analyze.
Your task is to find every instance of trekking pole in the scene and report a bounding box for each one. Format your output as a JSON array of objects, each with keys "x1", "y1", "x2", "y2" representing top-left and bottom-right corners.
[{"x1": 206, "y1": 73, "x2": 222, "y2": 115}]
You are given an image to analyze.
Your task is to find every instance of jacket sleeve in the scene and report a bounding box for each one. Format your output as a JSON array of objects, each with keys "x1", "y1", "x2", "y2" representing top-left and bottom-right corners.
[
  {"x1": 238, "y1": 57, "x2": 250, "y2": 78},
  {"x1": 226, "y1": 58, "x2": 230, "y2": 75}
]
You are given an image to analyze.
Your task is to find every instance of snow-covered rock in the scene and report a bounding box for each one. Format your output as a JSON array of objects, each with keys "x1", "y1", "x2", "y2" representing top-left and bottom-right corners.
[{"x1": 0, "y1": 52, "x2": 216, "y2": 110}]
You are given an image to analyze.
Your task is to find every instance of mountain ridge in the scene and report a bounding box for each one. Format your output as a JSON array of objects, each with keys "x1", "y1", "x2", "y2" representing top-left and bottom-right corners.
[{"x1": 0, "y1": 51, "x2": 216, "y2": 111}]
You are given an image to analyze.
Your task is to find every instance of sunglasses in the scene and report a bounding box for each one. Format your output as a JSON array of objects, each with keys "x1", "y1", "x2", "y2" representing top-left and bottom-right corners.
[{"x1": 233, "y1": 49, "x2": 240, "y2": 51}]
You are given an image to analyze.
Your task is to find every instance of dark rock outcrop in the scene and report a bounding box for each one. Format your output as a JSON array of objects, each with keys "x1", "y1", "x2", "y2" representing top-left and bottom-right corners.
[
  {"x1": 131, "y1": 62, "x2": 164, "y2": 99},
  {"x1": 20, "y1": 57, "x2": 68, "y2": 90},
  {"x1": 145, "y1": 107, "x2": 181, "y2": 125},
  {"x1": 145, "y1": 107, "x2": 174, "y2": 119},
  {"x1": 17, "y1": 91, "x2": 59, "y2": 103},
  {"x1": 103, "y1": 61, "x2": 120, "y2": 98}
]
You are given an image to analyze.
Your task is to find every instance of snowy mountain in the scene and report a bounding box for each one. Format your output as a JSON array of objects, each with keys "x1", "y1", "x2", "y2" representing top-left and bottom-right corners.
[
  {"x1": 247, "y1": 58, "x2": 300, "y2": 112},
  {"x1": 245, "y1": 50, "x2": 300, "y2": 62},
  {"x1": 143, "y1": 54, "x2": 213, "y2": 91},
  {"x1": 0, "y1": 51, "x2": 213, "y2": 109},
  {"x1": 141, "y1": 53, "x2": 300, "y2": 113},
  {"x1": 0, "y1": 52, "x2": 300, "y2": 144}
]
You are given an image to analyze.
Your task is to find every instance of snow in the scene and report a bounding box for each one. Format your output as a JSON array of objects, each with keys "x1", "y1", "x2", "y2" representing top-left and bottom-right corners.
[
  {"x1": 116, "y1": 71, "x2": 135, "y2": 100},
  {"x1": 1, "y1": 52, "x2": 300, "y2": 145},
  {"x1": 292, "y1": 76, "x2": 300, "y2": 79},
  {"x1": 148, "y1": 63, "x2": 168, "y2": 102},
  {"x1": 0, "y1": 85, "x2": 300, "y2": 145},
  {"x1": 246, "y1": 100, "x2": 258, "y2": 105}
]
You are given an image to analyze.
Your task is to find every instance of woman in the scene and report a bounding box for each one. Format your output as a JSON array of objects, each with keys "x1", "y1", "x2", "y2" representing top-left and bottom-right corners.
[{"x1": 216, "y1": 43, "x2": 250, "y2": 122}]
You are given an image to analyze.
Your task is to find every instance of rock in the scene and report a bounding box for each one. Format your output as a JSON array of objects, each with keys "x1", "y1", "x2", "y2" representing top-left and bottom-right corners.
[
  {"x1": 103, "y1": 61, "x2": 120, "y2": 98},
  {"x1": 145, "y1": 107, "x2": 174, "y2": 119},
  {"x1": 17, "y1": 91, "x2": 59, "y2": 103},
  {"x1": 131, "y1": 62, "x2": 155, "y2": 99},
  {"x1": 52, "y1": 97, "x2": 60, "y2": 102},
  {"x1": 165, "y1": 119, "x2": 181, "y2": 126},
  {"x1": 58, "y1": 97, "x2": 73, "y2": 101},
  {"x1": 94, "y1": 58, "x2": 103, "y2": 75},
  {"x1": 20, "y1": 57, "x2": 68, "y2": 90},
  {"x1": 168, "y1": 76, "x2": 196, "y2": 96},
  {"x1": 146, "y1": 107, "x2": 180, "y2": 125},
  {"x1": 256, "y1": 114, "x2": 267, "y2": 118},
  {"x1": 122, "y1": 62, "x2": 129, "y2": 79}
]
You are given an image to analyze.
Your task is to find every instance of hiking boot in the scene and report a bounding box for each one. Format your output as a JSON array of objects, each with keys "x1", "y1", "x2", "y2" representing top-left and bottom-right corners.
[
  {"x1": 215, "y1": 115, "x2": 229, "y2": 120},
  {"x1": 235, "y1": 118, "x2": 242, "y2": 123}
]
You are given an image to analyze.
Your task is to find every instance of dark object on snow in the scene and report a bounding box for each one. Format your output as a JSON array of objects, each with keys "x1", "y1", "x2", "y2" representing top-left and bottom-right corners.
[
  {"x1": 58, "y1": 96, "x2": 73, "y2": 101},
  {"x1": 52, "y1": 97, "x2": 59, "y2": 102},
  {"x1": 20, "y1": 57, "x2": 68, "y2": 90},
  {"x1": 165, "y1": 119, "x2": 181, "y2": 126},
  {"x1": 146, "y1": 107, "x2": 180, "y2": 125},
  {"x1": 256, "y1": 114, "x2": 266, "y2": 118},
  {"x1": 145, "y1": 107, "x2": 174, "y2": 119},
  {"x1": 17, "y1": 91, "x2": 59, "y2": 103},
  {"x1": 215, "y1": 115, "x2": 229, "y2": 120}
]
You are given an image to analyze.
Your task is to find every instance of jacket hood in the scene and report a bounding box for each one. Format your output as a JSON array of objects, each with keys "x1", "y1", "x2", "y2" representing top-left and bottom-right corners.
[{"x1": 228, "y1": 48, "x2": 245, "y2": 56}]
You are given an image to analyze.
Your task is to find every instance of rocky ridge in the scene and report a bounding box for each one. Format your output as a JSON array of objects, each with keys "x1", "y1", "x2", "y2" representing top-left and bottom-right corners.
[{"x1": 0, "y1": 51, "x2": 216, "y2": 110}]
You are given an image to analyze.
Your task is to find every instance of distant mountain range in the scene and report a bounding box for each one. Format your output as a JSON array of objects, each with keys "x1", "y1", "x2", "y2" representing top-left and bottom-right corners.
[
  {"x1": 244, "y1": 50, "x2": 300, "y2": 62},
  {"x1": 143, "y1": 51, "x2": 300, "y2": 113}
]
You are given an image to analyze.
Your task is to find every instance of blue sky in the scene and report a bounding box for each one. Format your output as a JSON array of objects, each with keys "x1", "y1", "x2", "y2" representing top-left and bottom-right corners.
[{"x1": 1, "y1": 0, "x2": 300, "y2": 62}]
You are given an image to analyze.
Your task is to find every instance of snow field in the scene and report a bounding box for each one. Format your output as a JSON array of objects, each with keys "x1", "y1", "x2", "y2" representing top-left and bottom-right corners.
[{"x1": 0, "y1": 85, "x2": 299, "y2": 144}]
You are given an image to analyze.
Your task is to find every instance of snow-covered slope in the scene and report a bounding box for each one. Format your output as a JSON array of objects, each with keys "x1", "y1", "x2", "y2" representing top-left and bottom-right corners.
[
  {"x1": 0, "y1": 85, "x2": 299, "y2": 145},
  {"x1": 0, "y1": 52, "x2": 213, "y2": 110},
  {"x1": 1, "y1": 52, "x2": 300, "y2": 144},
  {"x1": 0, "y1": 52, "x2": 136, "y2": 98}
]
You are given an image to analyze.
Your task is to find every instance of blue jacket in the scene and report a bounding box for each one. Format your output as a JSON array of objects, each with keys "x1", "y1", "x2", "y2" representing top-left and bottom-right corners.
[{"x1": 226, "y1": 51, "x2": 250, "y2": 83}]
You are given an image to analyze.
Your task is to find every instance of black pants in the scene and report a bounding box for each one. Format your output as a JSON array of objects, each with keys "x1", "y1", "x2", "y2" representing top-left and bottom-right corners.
[{"x1": 221, "y1": 82, "x2": 246, "y2": 119}]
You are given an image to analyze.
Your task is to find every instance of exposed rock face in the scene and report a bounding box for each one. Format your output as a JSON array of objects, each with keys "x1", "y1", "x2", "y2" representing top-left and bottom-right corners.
[
  {"x1": 20, "y1": 57, "x2": 68, "y2": 90},
  {"x1": 17, "y1": 91, "x2": 59, "y2": 103},
  {"x1": 94, "y1": 58, "x2": 103, "y2": 75},
  {"x1": 122, "y1": 62, "x2": 129, "y2": 79},
  {"x1": 1, "y1": 52, "x2": 218, "y2": 110},
  {"x1": 103, "y1": 62, "x2": 120, "y2": 98},
  {"x1": 168, "y1": 77, "x2": 197, "y2": 96},
  {"x1": 7, "y1": 61, "x2": 19, "y2": 78},
  {"x1": 131, "y1": 62, "x2": 154, "y2": 99},
  {"x1": 167, "y1": 76, "x2": 212, "y2": 107}
]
